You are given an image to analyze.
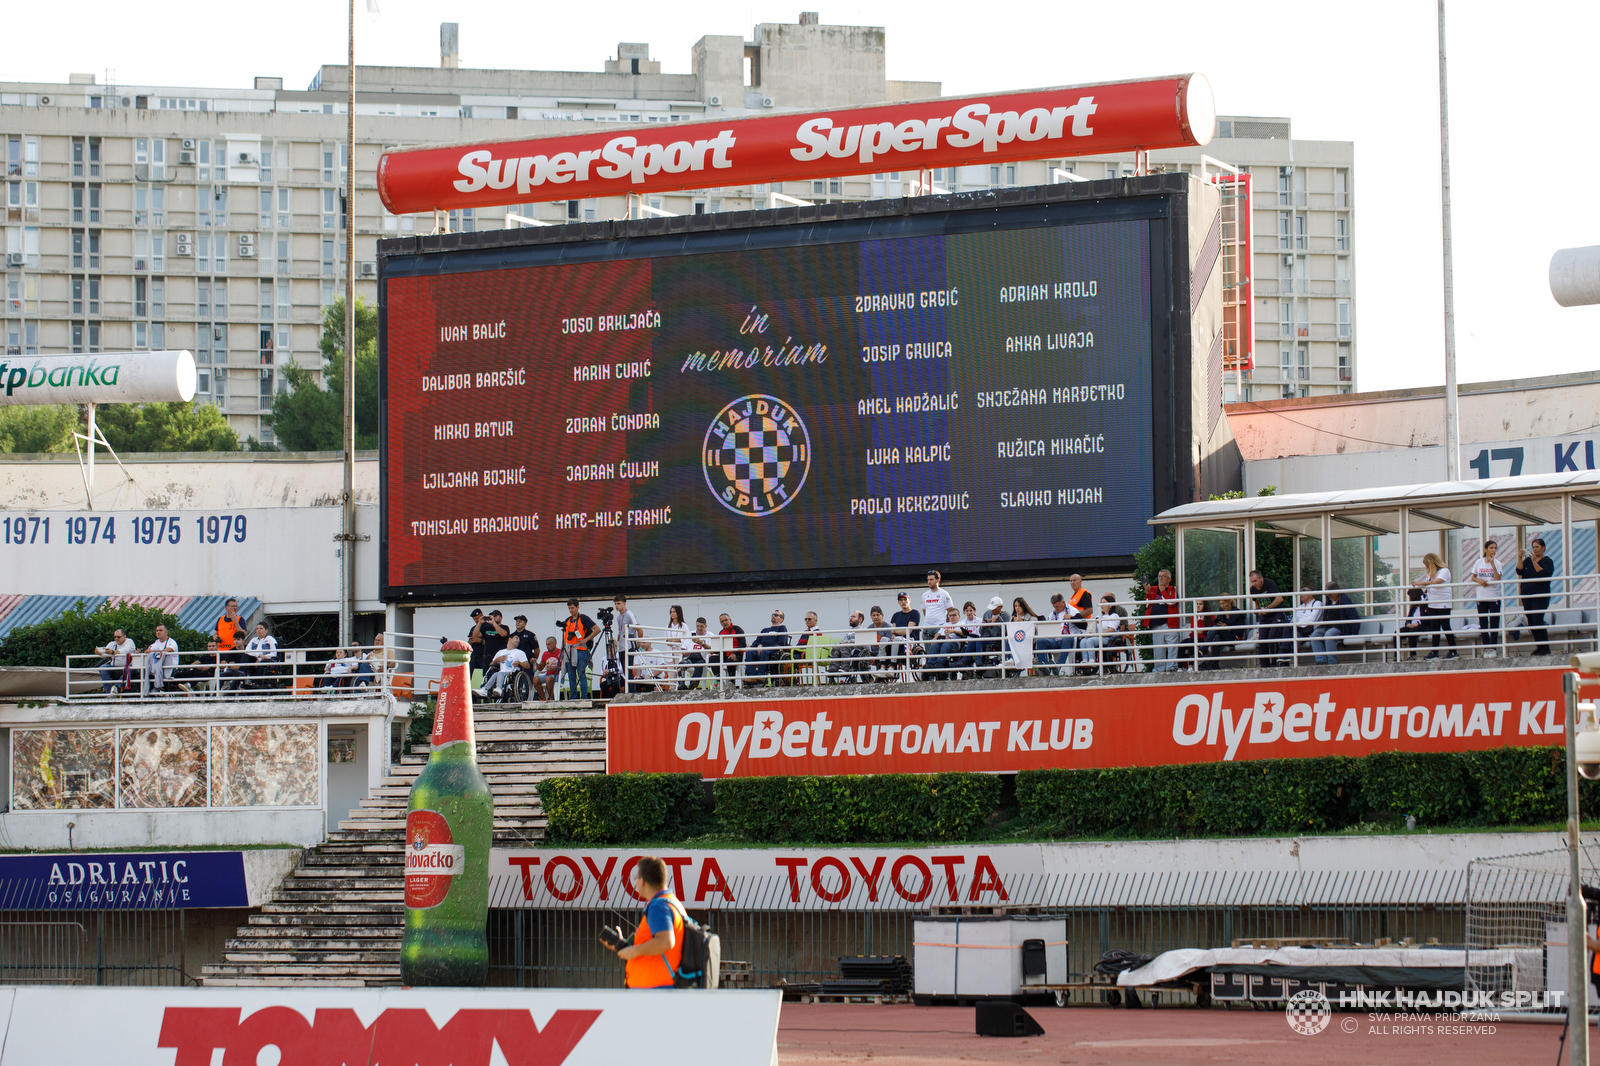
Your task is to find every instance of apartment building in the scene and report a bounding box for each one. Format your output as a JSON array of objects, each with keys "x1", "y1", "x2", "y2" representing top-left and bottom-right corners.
[{"x1": 0, "y1": 14, "x2": 1355, "y2": 441}]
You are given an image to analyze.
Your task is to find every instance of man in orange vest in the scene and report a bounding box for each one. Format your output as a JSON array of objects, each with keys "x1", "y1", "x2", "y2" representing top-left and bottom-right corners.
[{"x1": 608, "y1": 856, "x2": 684, "y2": 989}]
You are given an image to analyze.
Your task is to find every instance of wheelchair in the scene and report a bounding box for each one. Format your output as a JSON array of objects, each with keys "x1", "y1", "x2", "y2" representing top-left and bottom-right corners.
[{"x1": 483, "y1": 668, "x2": 533, "y2": 704}]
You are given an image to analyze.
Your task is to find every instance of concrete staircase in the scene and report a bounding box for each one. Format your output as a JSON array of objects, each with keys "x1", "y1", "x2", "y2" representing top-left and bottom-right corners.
[{"x1": 200, "y1": 703, "x2": 605, "y2": 987}]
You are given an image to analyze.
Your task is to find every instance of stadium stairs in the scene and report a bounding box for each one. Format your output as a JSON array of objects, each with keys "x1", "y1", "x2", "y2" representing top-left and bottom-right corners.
[{"x1": 200, "y1": 702, "x2": 606, "y2": 986}]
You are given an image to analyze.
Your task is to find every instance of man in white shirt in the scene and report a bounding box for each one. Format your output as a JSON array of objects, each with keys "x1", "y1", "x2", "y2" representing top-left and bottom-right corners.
[
  {"x1": 613, "y1": 595, "x2": 640, "y2": 688},
  {"x1": 144, "y1": 624, "x2": 179, "y2": 694},
  {"x1": 631, "y1": 640, "x2": 671, "y2": 690},
  {"x1": 479, "y1": 633, "x2": 530, "y2": 700},
  {"x1": 245, "y1": 623, "x2": 280, "y2": 689},
  {"x1": 96, "y1": 628, "x2": 137, "y2": 695},
  {"x1": 920, "y1": 571, "x2": 955, "y2": 645},
  {"x1": 1035, "y1": 594, "x2": 1073, "y2": 675},
  {"x1": 1469, "y1": 540, "x2": 1504, "y2": 653},
  {"x1": 1292, "y1": 588, "x2": 1324, "y2": 667}
]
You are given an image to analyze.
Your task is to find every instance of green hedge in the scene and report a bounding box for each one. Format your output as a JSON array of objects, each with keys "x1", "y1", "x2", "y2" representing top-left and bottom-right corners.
[
  {"x1": 537, "y1": 773, "x2": 705, "y2": 844},
  {"x1": 712, "y1": 773, "x2": 1000, "y2": 844},
  {"x1": 1018, "y1": 746, "x2": 1600, "y2": 837}
]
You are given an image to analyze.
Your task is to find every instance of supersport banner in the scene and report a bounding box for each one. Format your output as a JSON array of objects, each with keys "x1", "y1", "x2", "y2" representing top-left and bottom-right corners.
[
  {"x1": 0, "y1": 987, "x2": 782, "y2": 1066},
  {"x1": 377, "y1": 74, "x2": 1215, "y2": 213},
  {"x1": 607, "y1": 667, "x2": 1568, "y2": 779}
]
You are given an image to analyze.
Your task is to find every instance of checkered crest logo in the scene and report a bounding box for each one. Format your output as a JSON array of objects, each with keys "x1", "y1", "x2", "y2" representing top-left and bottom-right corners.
[
  {"x1": 1284, "y1": 989, "x2": 1331, "y2": 1035},
  {"x1": 703, "y1": 394, "x2": 811, "y2": 517}
]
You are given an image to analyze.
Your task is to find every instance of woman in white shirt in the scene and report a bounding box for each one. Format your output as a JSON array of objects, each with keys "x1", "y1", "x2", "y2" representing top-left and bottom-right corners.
[
  {"x1": 1293, "y1": 588, "x2": 1324, "y2": 666},
  {"x1": 1411, "y1": 552, "x2": 1458, "y2": 659},
  {"x1": 1468, "y1": 540, "x2": 1504, "y2": 653},
  {"x1": 664, "y1": 605, "x2": 690, "y2": 687},
  {"x1": 1080, "y1": 595, "x2": 1126, "y2": 670}
]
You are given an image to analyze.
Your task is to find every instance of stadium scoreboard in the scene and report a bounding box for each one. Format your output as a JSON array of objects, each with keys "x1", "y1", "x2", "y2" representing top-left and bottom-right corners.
[{"x1": 380, "y1": 183, "x2": 1222, "y2": 600}]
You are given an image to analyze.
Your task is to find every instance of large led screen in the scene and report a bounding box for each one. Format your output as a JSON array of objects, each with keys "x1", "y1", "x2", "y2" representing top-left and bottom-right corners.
[{"x1": 382, "y1": 203, "x2": 1167, "y2": 598}]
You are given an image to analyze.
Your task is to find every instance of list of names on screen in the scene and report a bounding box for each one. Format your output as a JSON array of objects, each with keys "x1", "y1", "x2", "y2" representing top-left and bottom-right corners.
[{"x1": 383, "y1": 214, "x2": 1156, "y2": 594}]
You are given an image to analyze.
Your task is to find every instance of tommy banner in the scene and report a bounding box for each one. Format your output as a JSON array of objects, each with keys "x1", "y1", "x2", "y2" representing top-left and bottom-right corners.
[
  {"x1": 0, "y1": 987, "x2": 781, "y2": 1066},
  {"x1": 607, "y1": 667, "x2": 1568, "y2": 778},
  {"x1": 377, "y1": 74, "x2": 1214, "y2": 213}
]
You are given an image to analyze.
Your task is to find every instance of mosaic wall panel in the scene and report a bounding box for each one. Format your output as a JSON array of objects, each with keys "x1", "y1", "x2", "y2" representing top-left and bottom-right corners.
[
  {"x1": 209, "y1": 723, "x2": 319, "y2": 808},
  {"x1": 12, "y1": 729, "x2": 115, "y2": 810},
  {"x1": 117, "y1": 727, "x2": 207, "y2": 808}
]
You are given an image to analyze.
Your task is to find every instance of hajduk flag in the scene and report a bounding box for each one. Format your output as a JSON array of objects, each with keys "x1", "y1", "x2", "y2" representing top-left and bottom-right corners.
[{"x1": 1007, "y1": 623, "x2": 1033, "y2": 670}]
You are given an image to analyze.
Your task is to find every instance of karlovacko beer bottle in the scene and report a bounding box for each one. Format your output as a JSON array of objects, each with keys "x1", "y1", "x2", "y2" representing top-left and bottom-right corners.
[{"x1": 401, "y1": 639, "x2": 494, "y2": 986}]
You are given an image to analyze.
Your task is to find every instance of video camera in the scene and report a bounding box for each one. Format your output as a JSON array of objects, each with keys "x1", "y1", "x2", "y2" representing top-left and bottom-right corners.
[{"x1": 596, "y1": 606, "x2": 615, "y2": 627}]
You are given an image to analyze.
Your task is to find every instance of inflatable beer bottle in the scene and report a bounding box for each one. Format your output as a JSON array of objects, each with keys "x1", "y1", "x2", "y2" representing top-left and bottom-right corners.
[{"x1": 401, "y1": 639, "x2": 494, "y2": 985}]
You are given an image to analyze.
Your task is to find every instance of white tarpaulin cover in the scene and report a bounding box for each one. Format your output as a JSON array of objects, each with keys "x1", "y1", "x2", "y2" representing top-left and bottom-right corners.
[{"x1": 1117, "y1": 947, "x2": 1534, "y2": 987}]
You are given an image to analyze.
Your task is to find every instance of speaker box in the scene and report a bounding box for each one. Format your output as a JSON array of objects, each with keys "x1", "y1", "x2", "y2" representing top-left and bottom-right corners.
[{"x1": 974, "y1": 1002, "x2": 1045, "y2": 1037}]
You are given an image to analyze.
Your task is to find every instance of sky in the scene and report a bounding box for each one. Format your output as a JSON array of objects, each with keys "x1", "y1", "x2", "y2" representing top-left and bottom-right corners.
[{"x1": 9, "y1": 0, "x2": 1599, "y2": 393}]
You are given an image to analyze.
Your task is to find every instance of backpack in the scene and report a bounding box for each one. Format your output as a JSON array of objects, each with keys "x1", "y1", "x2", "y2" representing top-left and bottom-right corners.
[{"x1": 664, "y1": 897, "x2": 721, "y2": 989}]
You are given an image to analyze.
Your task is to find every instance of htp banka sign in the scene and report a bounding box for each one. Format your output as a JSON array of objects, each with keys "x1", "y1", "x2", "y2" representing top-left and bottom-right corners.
[
  {"x1": 0, "y1": 351, "x2": 196, "y2": 406},
  {"x1": 608, "y1": 667, "x2": 1567, "y2": 777}
]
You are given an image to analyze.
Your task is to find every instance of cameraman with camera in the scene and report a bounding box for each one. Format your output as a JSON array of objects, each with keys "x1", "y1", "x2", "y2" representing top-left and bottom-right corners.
[
  {"x1": 561, "y1": 599, "x2": 599, "y2": 700},
  {"x1": 600, "y1": 856, "x2": 685, "y2": 989}
]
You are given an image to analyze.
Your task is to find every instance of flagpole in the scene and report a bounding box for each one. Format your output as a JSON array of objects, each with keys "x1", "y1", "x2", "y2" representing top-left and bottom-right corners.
[{"x1": 340, "y1": 0, "x2": 357, "y2": 645}]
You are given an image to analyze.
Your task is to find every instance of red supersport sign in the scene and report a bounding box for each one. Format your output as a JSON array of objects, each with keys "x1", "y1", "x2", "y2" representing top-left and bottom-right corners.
[
  {"x1": 377, "y1": 74, "x2": 1214, "y2": 214},
  {"x1": 158, "y1": 1006, "x2": 599, "y2": 1066}
]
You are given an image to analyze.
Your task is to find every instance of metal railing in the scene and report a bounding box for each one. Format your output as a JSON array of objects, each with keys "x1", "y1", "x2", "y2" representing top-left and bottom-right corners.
[{"x1": 0, "y1": 882, "x2": 193, "y2": 986}]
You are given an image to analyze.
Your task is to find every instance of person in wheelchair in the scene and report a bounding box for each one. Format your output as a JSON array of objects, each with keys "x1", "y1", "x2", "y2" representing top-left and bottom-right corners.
[{"x1": 478, "y1": 632, "x2": 530, "y2": 701}]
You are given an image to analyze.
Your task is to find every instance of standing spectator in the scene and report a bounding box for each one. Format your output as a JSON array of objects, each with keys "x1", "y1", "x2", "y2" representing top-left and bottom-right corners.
[
  {"x1": 1516, "y1": 538, "x2": 1556, "y2": 656},
  {"x1": 713, "y1": 613, "x2": 746, "y2": 684},
  {"x1": 1311, "y1": 584, "x2": 1358, "y2": 666},
  {"x1": 1063, "y1": 575, "x2": 1094, "y2": 670},
  {"x1": 920, "y1": 571, "x2": 955, "y2": 645},
  {"x1": 466, "y1": 609, "x2": 487, "y2": 676},
  {"x1": 979, "y1": 597, "x2": 1009, "y2": 676},
  {"x1": 144, "y1": 624, "x2": 179, "y2": 694},
  {"x1": 664, "y1": 606, "x2": 689, "y2": 684},
  {"x1": 480, "y1": 611, "x2": 510, "y2": 671},
  {"x1": 1292, "y1": 588, "x2": 1324, "y2": 666},
  {"x1": 613, "y1": 595, "x2": 640, "y2": 687},
  {"x1": 561, "y1": 600, "x2": 599, "y2": 699},
  {"x1": 1248, "y1": 569, "x2": 1289, "y2": 666},
  {"x1": 926, "y1": 607, "x2": 968, "y2": 678},
  {"x1": 747, "y1": 610, "x2": 791, "y2": 683},
  {"x1": 509, "y1": 615, "x2": 535, "y2": 655},
  {"x1": 95, "y1": 628, "x2": 137, "y2": 695},
  {"x1": 479, "y1": 633, "x2": 529, "y2": 700},
  {"x1": 1413, "y1": 552, "x2": 1458, "y2": 659},
  {"x1": 245, "y1": 622, "x2": 280, "y2": 688},
  {"x1": 1468, "y1": 540, "x2": 1505, "y2": 654},
  {"x1": 535, "y1": 636, "x2": 562, "y2": 700},
  {"x1": 679, "y1": 618, "x2": 713, "y2": 688},
  {"x1": 889, "y1": 593, "x2": 921, "y2": 674},
  {"x1": 215, "y1": 599, "x2": 245, "y2": 654},
  {"x1": 1145, "y1": 569, "x2": 1183, "y2": 672}
]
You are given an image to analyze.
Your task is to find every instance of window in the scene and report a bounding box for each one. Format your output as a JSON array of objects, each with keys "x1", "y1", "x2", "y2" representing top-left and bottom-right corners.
[
  {"x1": 1336, "y1": 216, "x2": 1348, "y2": 251},
  {"x1": 212, "y1": 323, "x2": 228, "y2": 364},
  {"x1": 1338, "y1": 343, "x2": 1351, "y2": 381},
  {"x1": 88, "y1": 184, "x2": 99, "y2": 223},
  {"x1": 198, "y1": 140, "x2": 210, "y2": 182},
  {"x1": 152, "y1": 187, "x2": 165, "y2": 226},
  {"x1": 277, "y1": 279, "x2": 289, "y2": 319},
  {"x1": 1278, "y1": 166, "x2": 1291, "y2": 206},
  {"x1": 1279, "y1": 299, "x2": 1292, "y2": 338},
  {"x1": 259, "y1": 279, "x2": 272, "y2": 319},
  {"x1": 88, "y1": 137, "x2": 100, "y2": 178},
  {"x1": 261, "y1": 369, "x2": 275, "y2": 410},
  {"x1": 259, "y1": 328, "x2": 274, "y2": 367},
  {"x1": 136, "y1": 185, "x2": 148, "y2": 225},
  {"x1": 71, "y1": 230, "x2": 83, "y2": 268},
  {"x1": 87, "y1": 322, "x2": 99, "y2": 352},
  {"x1": 321, "y1": 279, "x2": 335, "y2": 307},
  {"x1": 5, "y1": 137, "x2": 17, "y2": 176},
  {"x1": 71, "y1": 184, "x2": 84, "y2": 223},
  {"x1": 260, "y1": 188, "x2": 273, "y2": 227},
  {"x1": 136, "y1": 278, "x2": 148, "y2": 317},
  {"x1": 198, "y1": 280, "x2": 210, "y2": 318},
  {"x1": 23, "y1": 138, "x2": 37, "y2": 178},
  {"x1": 1335, "y1": 169, "x2": 1349, "y2": 207},
  {"x1": 71, "y1": 322, "x2": 84, "y2": 353},
  {"x1": 151, "y1": 322, "x2": 165, "y2": 349},
  {"x1": 1336, "y1": 256, "x2": 1350, "y2": 295},
  {"x1": 322, "y1": 188, "x2": 336, "y2": 228},
  {"x1": 277, "y1": 186, "x2": 290, "y2": 228},
  {"x1": 215, "y1": 369, "x2": 226, "y2": 406},
  {"x1": 88, "y1": 231, "x2": 99, "y2": 270},
  {"x1": 1337, "y1": 301, "x2": 1351, "y2": 338},
  {"x1": 151, "y1": 278, "x2": 164, "y2": 318},
  {"x1": 87, "y1": 277, "x2": 99, "y2": 315},
  {"x1": 322, "y1": 238, "x2": 334, "y2": 275},
  {"x1": 323, "y1": 149, "x2": 335, "y2": 183},
  {"x1": 447, "y1": 208, "x2": 476, "y2": 232},
  {"x1": 1294, "y1": 214, "x2": 1306, "y2": 250},
  {"x1": 135, "y1": 322, "x2": 147, "y2": 348},
  {"x1": 1278, "y1": 212, "x2": 1291, "y2": 250},
  {"x1": 152, "y1": 234, "x2": 164, "y2": 271},
  {"x1": 22, "y1": 321, "x2": 37, "y2": 354},
  {"x1": 275, "y1": 235, "x2": 290, "y2": 275},
  {"x1": 212, "y1": 185, "x2": 227, "y2": 226},
  {"x1": 71, "y1": 277, "x2": 83, "y2": 315},
  {"x1": 1280, "y1": 346, "x2": 1292, "y2": 379},
  {"x1": 72, "y1": 138, "x2": 85, "y2": 177},
  {"x1": 1297, "y1": 344, "x2": 1309, "y2": 380},
  {"x1": 197, "y1": 370, "x2": 210, "y2": 395}
]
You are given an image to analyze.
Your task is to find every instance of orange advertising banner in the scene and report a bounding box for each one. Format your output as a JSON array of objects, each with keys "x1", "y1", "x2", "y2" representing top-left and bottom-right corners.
[{"x1": 607, "y1": 667, "x2": 1568, "y2": 778}]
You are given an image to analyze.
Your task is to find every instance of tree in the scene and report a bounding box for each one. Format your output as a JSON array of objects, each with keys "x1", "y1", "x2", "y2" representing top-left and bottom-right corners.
[
  {"x1": 0, "y1": 599, "x2": 209, "y2": 668},
  {"x1": 268, "y1": 296, "x2": 379, "y2": 452},
  {"x1": 95, "y1": 401, "x2": 239, "y2": 453},
  {"x1": 0, "y1": 404, "x2": 77, "y2": 453}
]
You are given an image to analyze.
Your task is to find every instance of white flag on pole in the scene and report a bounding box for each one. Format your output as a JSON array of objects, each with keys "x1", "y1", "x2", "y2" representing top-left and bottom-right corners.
[
  {"x1": 1007, "y1": 622, "x2": 1033, "y2": 670},
  {"x1": 366, "y1": 0, "x2": 381, "y2": 14}
]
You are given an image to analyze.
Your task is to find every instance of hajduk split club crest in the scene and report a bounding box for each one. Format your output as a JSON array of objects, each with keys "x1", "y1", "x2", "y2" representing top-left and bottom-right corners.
[{"x1": 702, "y1": 394, "x2": 811, "y2": 517}]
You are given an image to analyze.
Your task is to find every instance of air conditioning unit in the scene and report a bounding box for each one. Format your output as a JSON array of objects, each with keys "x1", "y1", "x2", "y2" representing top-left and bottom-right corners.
[
  {"x1": 173, "y1": 234, "x2": 193, "y2": 256},
  {"x1": 4, "y1": 253, "x2": 22, "y2": 267},
  {"x1": 181, "y1": 139, "x2": 195, "y2": 150},
  {"x1": 762, "y1": 97, "x2": 775, "y2": 108},
  {"x1": 237, "y1": 245, "x2": 255, "y2": 258},
  {"x1": 179, "y1": 151, "x2": 195, "y2": 165},
  {"x1": 237, "y1": 152, "x2": 256, "y2": 164},
  {"x1": 238, "y1": 233, "x2": 256, "y2": 248},
  {"x1": 360, "y1": 262, "x2": 375, "y2": 277},
  {"x1": 39, "y1": 96, "x2": 51, "y2": 106},
  {"x1": 707, "y1": 95, "x2": 722, "y2": 106},
  {"x1": 1282, "y1": 255, "x2": 1294, "y2": 267}
]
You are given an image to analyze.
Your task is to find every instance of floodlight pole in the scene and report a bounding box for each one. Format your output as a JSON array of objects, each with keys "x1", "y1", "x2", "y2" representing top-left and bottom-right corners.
[
  {"x1": 1437, "y1": 0, "x2": 1460, "y2": 481},
  {"x1": 1565, "y1": 669, "x2": 1588, "y2": 1063},
  {"x1": 339, "y1": 0, "x2": 357, "y2": 647}
]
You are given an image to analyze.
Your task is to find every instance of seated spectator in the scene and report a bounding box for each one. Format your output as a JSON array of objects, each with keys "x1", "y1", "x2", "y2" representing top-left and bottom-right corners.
[
  {"x1": 534, "y1": 635, "x2": 562, "y2": 700},
  {"x1": 679, "y1": 618, "x2": 713, "y2": 689},
  {"x1": 864, "y1": 606, "x2": 894, "y2": 678},
  {"x1": 215, "y1": 599, "x2": 246, "y2": 654},
  {"x1": 95, "y1": 628, "x2": 137, "y2": 695},
  {"x1": 220, "y1": 632, "x2": 251, "y2": 690},
  {"x1": 355, "y1": 632, "x2": 394, "y2": 688},
  {"x1": 1035, "y1": 594, "x2": 1072, "y2": 675},
  {"x1": 713, "y1": 613, "x2": 746, "y2": 684},
  {"x1": 244, "y1": 622, "x2": 280, "y2": 689},
  {"x1": 319, "y1": 647, "x2": 362, "y2": 689},
  {"x1": 747, "y1": 610, "x2": 791, "y2": 683},
  {"x1": 1400, "y1": 587, "x2": 1426, "y2": 660},
  {"x1": 795, "y1": 611, "x2": 823, "y2": 648},
  {"x1": 175, "y1": 637, "x2": 223, "y2": 694},
  {"x1": 1293, "y1": 587, "x2": 1324, "y2": 666},
  {"x1": 978, "y1": 597, "x2": 1010, "y2": 676},
  {"x1": 144, "y1": 624, "x2": 180, "y2": 694},
  {"x1": 479, "y1": 633, "x2": 529, "y2": 700},
  {"x1": 1079, "y1": 594, "x2": 1127, "y2": 671},
  {"x1": 826, "y1": 611, "x2": 870, "y2": 683},
  {"x1": 889, "y1": 594, "x2": 921, "y2": 673},
  {"x1": 509, "y1": 615, "x2": 536, "y2": 662},
  {"x1": 1312, "y1": 584, "x2": 1359, "y2": 666},
  {"x1": 1201, "y1": 598, "x2": 1247, "y2": 670},
  {"x1": 926, "y1": 607, "x2": 969, "y2": 679},
  {"x1": 631, "y1": 640, "x2": 672, "y2": 690}
]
